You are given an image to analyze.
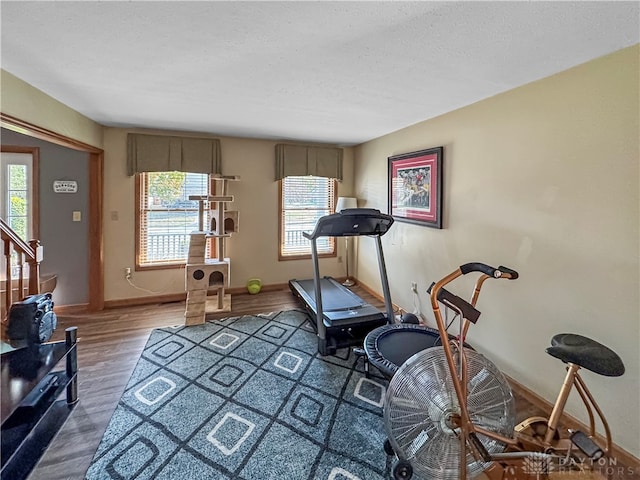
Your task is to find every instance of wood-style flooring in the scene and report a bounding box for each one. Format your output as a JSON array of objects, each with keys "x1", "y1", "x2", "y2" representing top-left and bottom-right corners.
[{"x1": 23, "y1": 287, "x2": 637, "y2": 480}]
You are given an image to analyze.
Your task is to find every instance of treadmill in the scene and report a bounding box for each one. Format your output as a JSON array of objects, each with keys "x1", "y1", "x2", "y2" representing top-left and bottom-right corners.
[{"x1": 289, "y1": 208, "x2": 395, "y2": 355}]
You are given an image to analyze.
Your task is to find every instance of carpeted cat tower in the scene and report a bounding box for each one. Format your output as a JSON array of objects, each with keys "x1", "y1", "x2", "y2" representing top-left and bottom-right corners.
[{"x1": 184, "y1": 175, "x2": 239, "y2": 325}]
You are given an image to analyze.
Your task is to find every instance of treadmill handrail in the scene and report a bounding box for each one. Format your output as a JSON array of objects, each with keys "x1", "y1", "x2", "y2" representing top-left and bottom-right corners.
[{"x1": 303, "y1": 208, "x2": 394, "y2": 240}]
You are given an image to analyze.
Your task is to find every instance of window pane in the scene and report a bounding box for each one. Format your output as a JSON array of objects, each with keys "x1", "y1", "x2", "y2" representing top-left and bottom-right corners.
[
  {"x1": 9, "y1": 190, "x2": 27, "y2": 216},
  {"x1": 281, "y1": 176, "x2": 335, "y2": 257},
  {"x1": 147, "y1": 171, "x2": 199, "y2": 208},
  {"x1": 140, "y1": 172, "x2": 209, "y2": 265},
  {"x1": 1, "y1": 155, "x2": 32, "y2": 244},
  {"x1": 9, "y1": 164, "x2": 27, "y2": 189},
  {"x1": 9, "y1": 217, "x2": 27, "y2": 239}
]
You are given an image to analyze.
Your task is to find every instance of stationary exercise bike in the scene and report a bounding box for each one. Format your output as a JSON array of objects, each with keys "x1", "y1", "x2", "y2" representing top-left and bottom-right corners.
[{"x1": 383, "y1": 263, "x2": 625, "y2": 480}]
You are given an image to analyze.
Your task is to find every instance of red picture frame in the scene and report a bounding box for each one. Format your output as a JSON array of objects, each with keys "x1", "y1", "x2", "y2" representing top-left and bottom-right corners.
[{"x1": 388, "y1": 147, "x2": 443, "y2": 229}]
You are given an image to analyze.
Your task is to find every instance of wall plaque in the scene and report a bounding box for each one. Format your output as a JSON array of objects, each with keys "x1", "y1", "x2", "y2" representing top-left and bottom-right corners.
[{"x1": 53, "y1": 180, "x2": 78, "y2": 193}]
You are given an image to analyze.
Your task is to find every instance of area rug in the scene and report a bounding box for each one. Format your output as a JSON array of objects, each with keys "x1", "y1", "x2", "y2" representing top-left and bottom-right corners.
[{"x1": 85, "y1": 310, "x2": 392, "y2": 480}]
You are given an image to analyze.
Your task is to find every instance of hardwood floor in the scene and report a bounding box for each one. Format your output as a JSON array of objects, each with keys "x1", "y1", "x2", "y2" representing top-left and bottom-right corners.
[{"x1": 24, "y1": 287, "x2": 637, "y2": 479}]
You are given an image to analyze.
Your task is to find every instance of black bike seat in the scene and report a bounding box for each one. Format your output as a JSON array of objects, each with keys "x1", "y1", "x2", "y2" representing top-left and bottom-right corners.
[{"x1": 546, "y1": 333, "x2": 625, "y2": 377}]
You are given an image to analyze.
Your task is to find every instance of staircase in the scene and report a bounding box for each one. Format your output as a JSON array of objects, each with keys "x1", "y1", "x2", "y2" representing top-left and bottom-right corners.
[{"x1": 0, "y1": 217, "x2": 44, "y2": 322}]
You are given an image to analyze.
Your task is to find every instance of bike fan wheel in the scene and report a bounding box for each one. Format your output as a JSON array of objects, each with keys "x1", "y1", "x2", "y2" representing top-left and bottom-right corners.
[{"x1": 384, "y1": 346, "x2": 516, "y2": 480}]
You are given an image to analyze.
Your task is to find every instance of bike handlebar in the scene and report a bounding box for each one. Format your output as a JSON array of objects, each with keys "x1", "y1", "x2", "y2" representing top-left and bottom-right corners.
[
  {"x1": 497, "y1": 265, "x2": 519, "y2": 279},
  {"x1": 429, "y1": 262, "x2": 519, "y2": 314},
  {"x1": 459, "y1": 263, "x2": 519, "y2": 280}
]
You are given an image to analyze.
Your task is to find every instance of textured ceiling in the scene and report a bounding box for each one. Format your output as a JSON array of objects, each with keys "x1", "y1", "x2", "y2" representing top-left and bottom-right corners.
[{"x1": 1, "y1": 1, "x2": 638, "y2": 146}]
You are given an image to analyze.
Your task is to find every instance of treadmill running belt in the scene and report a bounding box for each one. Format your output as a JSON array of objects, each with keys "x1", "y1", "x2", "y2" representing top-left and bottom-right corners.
[{"x1": 294, "y1": 278, "x2": 364, "y2": 311}]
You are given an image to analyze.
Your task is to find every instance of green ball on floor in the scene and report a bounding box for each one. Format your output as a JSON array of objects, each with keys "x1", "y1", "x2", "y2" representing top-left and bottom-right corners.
[{"x1": 247, "y1": 278, "x2": 262, "y2": 294}]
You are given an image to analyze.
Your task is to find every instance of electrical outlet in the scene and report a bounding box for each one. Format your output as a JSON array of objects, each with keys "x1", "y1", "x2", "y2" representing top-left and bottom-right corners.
[
  {"x1": 125, "y1": 267, "x2": 132, "y2": 279},
  {"x1": 411, "y1": 282, "x2": 418, "y2": 293}
]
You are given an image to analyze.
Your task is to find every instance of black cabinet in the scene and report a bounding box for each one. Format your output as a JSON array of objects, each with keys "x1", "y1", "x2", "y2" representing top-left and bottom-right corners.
[{"x1": 1, "y1": 327, "x2": 78, "y2": 480}]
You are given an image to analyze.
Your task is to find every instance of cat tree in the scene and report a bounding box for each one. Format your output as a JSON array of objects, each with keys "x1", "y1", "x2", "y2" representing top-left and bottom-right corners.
[{"x1": 184, "y1": 175, "x2": 239, "y2": 325}]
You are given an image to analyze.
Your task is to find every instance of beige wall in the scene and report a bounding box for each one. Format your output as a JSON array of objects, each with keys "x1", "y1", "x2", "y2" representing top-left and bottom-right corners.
[
  {"x1": 354, "y1": 45, "x2": 639, "y2": 457},
  {"x1": 103, "y1": 127, "x2": 356, "y2": 301},
  {"x1": 0, "y1": 70, "x2": 103, "y2": 148}
]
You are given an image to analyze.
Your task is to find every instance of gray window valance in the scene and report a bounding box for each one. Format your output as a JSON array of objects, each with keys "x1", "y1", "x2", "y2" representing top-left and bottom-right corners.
[
  {"x1": 275, "y1": 143, "x2": 343, "y2": 181},
  {"x1": 127, "y1": 133, "x2": 222, "y2": 176}
]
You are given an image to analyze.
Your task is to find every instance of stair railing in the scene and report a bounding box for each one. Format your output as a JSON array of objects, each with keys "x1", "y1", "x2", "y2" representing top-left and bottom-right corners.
[{"x1": 0, "y1": 218, "x2": 42, "y2": 321}]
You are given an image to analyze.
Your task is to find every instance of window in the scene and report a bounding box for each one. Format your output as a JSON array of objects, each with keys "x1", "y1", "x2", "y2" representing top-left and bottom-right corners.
[
  {"x1": 1, "y1": 152, "x2": 35, "y2": 241},
  {"x1": 279, "y1": 176, "x2": 336, "y2": 259},
  {"x1": 136, "y1": 172, "x2": 211, "y2": 268},
  {"x1": 0, "y1": 148, "x2": 38, "y2": 278}
]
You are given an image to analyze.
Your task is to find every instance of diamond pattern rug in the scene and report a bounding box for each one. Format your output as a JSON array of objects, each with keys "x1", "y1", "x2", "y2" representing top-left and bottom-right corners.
[{"x1": 85, "y1": 310, "x2": 391, "y2": 480}]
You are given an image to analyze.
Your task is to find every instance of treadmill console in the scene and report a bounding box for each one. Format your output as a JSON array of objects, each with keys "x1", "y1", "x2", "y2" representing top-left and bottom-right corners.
[{"x1": 304, "y1": 208, "x2": 394, "y2": 239}]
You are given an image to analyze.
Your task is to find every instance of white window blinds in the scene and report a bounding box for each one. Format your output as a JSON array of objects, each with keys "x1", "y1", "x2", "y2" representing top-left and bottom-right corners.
[
  {"x1": 137, "y1": 172, "x2": 210, "y2": 266},
  {"x1": 280, "y1": 176, "x2": 336, "y2": 257}
]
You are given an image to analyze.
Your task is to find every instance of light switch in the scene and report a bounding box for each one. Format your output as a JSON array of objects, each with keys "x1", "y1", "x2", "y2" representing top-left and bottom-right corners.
[{"x1": 73, "y1": 211, "x2": 81, "y2": 222}]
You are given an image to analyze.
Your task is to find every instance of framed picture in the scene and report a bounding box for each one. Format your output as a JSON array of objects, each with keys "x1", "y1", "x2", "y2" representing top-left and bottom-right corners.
[{"x1": 388, "y1": 146, "x2": 443, "y2": 228}]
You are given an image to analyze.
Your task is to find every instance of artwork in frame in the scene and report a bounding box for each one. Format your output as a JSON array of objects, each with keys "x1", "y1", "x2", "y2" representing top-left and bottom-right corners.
[{"x1": 388, "y1": 146, "x2": 443, "y2": 229}]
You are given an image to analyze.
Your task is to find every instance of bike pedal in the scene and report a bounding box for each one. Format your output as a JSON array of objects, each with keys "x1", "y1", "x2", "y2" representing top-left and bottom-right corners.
[{"x1": 570, "y1": 430, "x2": 603, "y2": 460}]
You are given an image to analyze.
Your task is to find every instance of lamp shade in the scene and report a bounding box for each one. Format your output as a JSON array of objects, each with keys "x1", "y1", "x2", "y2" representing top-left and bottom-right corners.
[{"x1": 335, "y1": 197, "x2": 357, "y2": 212}]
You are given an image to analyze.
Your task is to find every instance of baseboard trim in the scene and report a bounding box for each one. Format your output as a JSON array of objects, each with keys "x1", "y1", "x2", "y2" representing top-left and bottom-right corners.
[
  {"x1": 104, "y1": 283, "x2": 292, "y2": 309},
  {"x1": 54, "y1": 304, "x2": 89, "y2": 315},
  {"x1": 105, "y1": 293, "x2": 186, "y2": 309},
  {"x1": 235, "y1": 282, "x2": 291, "y2": 294}
]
